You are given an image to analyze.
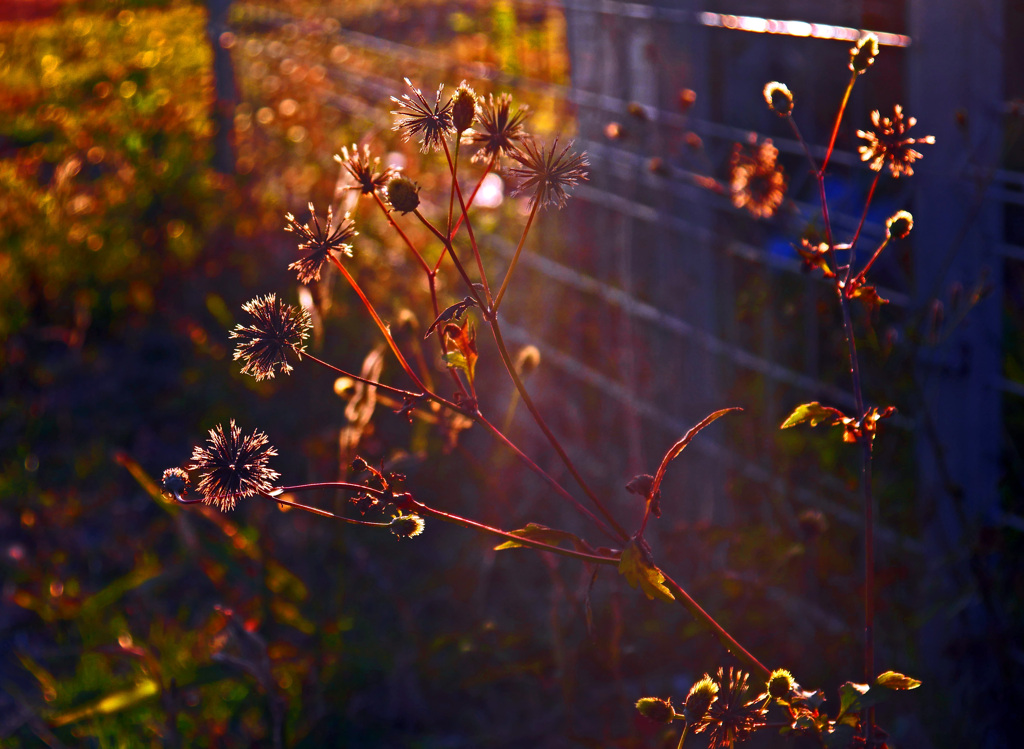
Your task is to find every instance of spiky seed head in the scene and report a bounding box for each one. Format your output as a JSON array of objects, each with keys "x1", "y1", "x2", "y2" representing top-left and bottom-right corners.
[
  {"x1": 284, "y1": 203, "x2": 356, "y2": 284},
  {"x1": 635, "y1": 697, "x2": 676, "y2": 724},
  {"x1": 230, "y1": 293, "x2": 312, "y2": 381},
  {"x1": 391, "y1": 78, "x2": 455, "y2": 153},
  {"x1": 187, "y1": 420, "x2": 279, "y2": 511},
  {"x1": 506, "y1": 136, "x2": 589, "y2": 210},
  {"x1": 386, "y1": 176, "x2": 420, "y2": 214}
]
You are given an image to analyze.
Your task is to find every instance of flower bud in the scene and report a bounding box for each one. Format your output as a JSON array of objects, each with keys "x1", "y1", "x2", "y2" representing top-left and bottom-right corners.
[
  {"x1": 684, "y1": 675, "x2": 719, "y2": 722},
  {"x1": 386, "y1": 176, "x2": 420, "y2": 214},
  {"x1": 635, "y1": 697, "x2": 676, "y2": 724},
  {"x1": 390, "y1": 513, "x2": 425, "y2": 539},
  {"x1": 768, "y1": 668, "x2": 796, "y2": 700},
  {"x1": 161, "y1": 467, "x2": 189, "y2": 498},
  {"x1": 885, "y1": 210, "x2": 913, "y2": 239},
  {"x1": 452, "y1": 82, "x2": 478, "y2": 133},
  {"x1": 850, "y1": 34, "x2": 879, "y2": 74},
  {"x1": 763, "y1": 82, "x2": 793, "y2": 116}
]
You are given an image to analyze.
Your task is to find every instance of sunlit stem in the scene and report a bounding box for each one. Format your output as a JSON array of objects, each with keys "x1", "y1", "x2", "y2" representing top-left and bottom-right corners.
[
  {"x1": 492, "y1": 196, "x2": 540, "y2": 314},
  {"x1": 659, "y1": 569, "x2": 771, "y2": 680},
  {"x1": 329, "y1": 255, "x2": 427, "y2": 393},
  {"x1": 850, "y1": 237, "x2": 890, "y2": 292},
  {"x1": 490, "y1": 320, "x2": 630, "y2": 542},
  {"x1": 403, "y1": 496, "x2": 619, "y2": 566},
  {"x1": 443, "y1": 138, "x2": 492, "y2": 305},
  {"x1": 473, "y1": 409, "x2": 622, "y2": 543},
  {"x1": 822, "y1": 71, "x2": 857, "y2": 174},
  {"x1": 256, "y1": 490, "x2": 390, "y2": 525},
  {"x1": 372, "y1": 192, "x2": 432, "y2": 277},
  {"x1": 676, "y1": 725, "x2": 691, "y2": 749},
  {"x1": 415, "y1": 209, "x2": 487, "y2": 311},
  {"x1": 298, "y1": 349, "x2": 424, "y2": 401},
  {"x1": 848, "y1": 172, "x2": 881, "y2": 265},
  {"x1": 451, "y1": 154, "x2": 496, "y2": 236},
  {"x1": 446, "y1": 137, "x2": 459, "y2": 239}
]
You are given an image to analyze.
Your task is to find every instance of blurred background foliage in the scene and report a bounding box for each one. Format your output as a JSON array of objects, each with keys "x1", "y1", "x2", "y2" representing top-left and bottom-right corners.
[{"x1": 0, "y1": 0, "x2": 1014, "y2": 747}]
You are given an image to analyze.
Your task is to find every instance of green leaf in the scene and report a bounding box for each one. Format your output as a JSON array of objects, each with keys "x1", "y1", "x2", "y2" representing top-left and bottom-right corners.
[
  {"x1": 618, "y1": 538, "x2": 674, "y2": 602},
  {"x1": 875, "y1": 670, "x2": 921, "y2": 690},
  {"x1": 836, "y1": 680, "x2": 893, "y2": 722},
  {"x1": 780, "y1": 402, "x2": 849, "y2": 429},
  {"x1": 494, "y1": 523, "x2": 590, "y2": 553},
  {"x1": 823, "y1": 723, "x2": 856, "y2": 749},
  {"x1": 837, "y1": 681, "x2": 869, "y2": 716}
]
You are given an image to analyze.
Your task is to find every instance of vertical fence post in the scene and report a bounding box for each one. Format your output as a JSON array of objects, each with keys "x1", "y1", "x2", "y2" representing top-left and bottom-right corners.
[
  {"x1": 205, "y1": 0, "x2": 237, "y2": 174},
  {"x1": 908, "y1": 0, "x2": 1006, "y2": 741}
]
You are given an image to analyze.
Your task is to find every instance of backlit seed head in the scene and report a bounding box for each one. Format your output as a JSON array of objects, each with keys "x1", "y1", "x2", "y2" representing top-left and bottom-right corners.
[
  {"x1": 684, "y1": 675, "x2": 719, "y2": 722},
  {"x1": 187, "y1": 420, "x2": 279, "y2": 511},
  {"x1": 161, "y1": 467, "x2": 189, "y2": 499}
]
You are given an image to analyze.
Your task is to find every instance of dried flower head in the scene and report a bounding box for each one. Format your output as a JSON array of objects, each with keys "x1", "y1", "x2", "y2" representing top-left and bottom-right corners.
[
  {"x1": 763, "y1": 81, "x2": 793, "y2": 116},
  {"x1": 886, "y1": 209, "x2": 914, "y2": 239},
  {"x1": 850, "y1": 33, "x2": 879, "y2": 74},
  {"x1": 857, "y1": 105, "x2": 935, "y2": 178},
  {"x1": 684, "y1": 674, "x2": 720, "y2": 723},
  {"x1": 451, "y1": 81, "x2": 478, "y2": 133},
  {"x1": 386, "y1": 176, "x2": 421, "y2": 214},
  {"x1": 730, "y1": 138, "x2": 787, "y2": 219},
  {"x1": 161, "y1": 467, "x2": 189, "y2": 499},
  {"x1": 389, "y1": 513, "x2": 425, "y2": 539},
  {"x1": 464, "y1": 92, "x2": 530, "y2": 165},
  {"x1": 391, "y1": 78, "x2": 455, "y2": 152},
  {"x1": 188, "y1": 420, "x2": 279, "y2": 511},
  {"x1": 231, "y1": 293, "x2": 312, "y2": 381},
  {"x1": 335, "y1": 144, "x2": 397, "y2": 196},
  {"x1": 284, "y1": 203, "x2": 356, "y2": 284},
  {"x1": 693, "y1": 668, "x2": 767, "y2": 748},
  {"x1": 506, "y1": 137, "x2": 589, "y2": 210},
  {"x1": 635, "y1": 697, "x2": 676, "y2": 724}
]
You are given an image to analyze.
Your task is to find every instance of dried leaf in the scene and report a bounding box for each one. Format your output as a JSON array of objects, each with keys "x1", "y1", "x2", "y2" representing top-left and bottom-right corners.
[
  {"x1": 425, "y1": 296, "x2": 478, "y2": 337},
  {"x1": 618, "y1": 538, "x2": 675, "y2": 602},
  {"x1": 849, "y1": 284, "x2": 888, "y2": 315},
  {"x1": 494, "y1": 523, "x2": 593, "y2": 554},
  {"x1": 443, "y1": 318, "x2": 478, "y2": 386}
]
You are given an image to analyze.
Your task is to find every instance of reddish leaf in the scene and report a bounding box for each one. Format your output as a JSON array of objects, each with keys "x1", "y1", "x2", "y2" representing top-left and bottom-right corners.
[
  {"x1": 425, "y1": 296, "x2": 479, "y2": 338},
  {"x1": 443, "y1": 318, "x2": 478, "y2": 386},
  {"x1": 649, "y1": 408, "x2": 741, "y2": 502}
]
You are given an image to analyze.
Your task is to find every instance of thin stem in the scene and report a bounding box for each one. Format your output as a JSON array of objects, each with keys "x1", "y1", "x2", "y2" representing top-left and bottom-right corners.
[
  {"x1": 492, "y1": 196, "x2": 540, "y2": 314},
  {"x1": 372, "y1": 192, "x2": 431, "y2": 276},
  {"x1": 451, "y1": 154, "x2": 496, "y2": 236},
  {"x1": 787, "y1": 116, "x2": 820, "y2": 175},
  {"x1": 676, "y1": 724, "x2": 690, "y2": 749},
  {"x1": 473, "y1": 409, "x2": 622, "y2": 544},
  {"x1": 822, "y1": 72, "x2": 857, "y2": 174},
  {"x1": 490, "y1": 319, "x2": 630, "y2": 542},
  {"x1": 299, "y1": 350, "x2": 424, "y2": 401},
  {"x1": 848, "y1": 171, "x2": 882, "y2": 267},
  {"x1": 256, "y1": 490, "x2": 390, "y2": 525},
  {"x1": 849, "y1": 236, "x2": 890, "y2": 291},
  {"x1": 658, "y1": 569, "x2": 771, "y2": 680},
  {"x1": 443, "y1": 138, "x2": 492, "y2": 305},
  {"x1": 404, "y1": 496, "x2": 619, "y2": 566},
  {"x1": 329, "y1": 255, "x2": 427, "y2": 393},
  {"x1": 415, "y1": 209, "x2": 487, "y2": 311}
]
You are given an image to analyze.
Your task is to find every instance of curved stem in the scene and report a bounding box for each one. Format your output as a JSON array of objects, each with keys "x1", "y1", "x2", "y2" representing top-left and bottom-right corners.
[
  {"x1": 451, "y1": 154, "x2": 496, "y2": 236},
  {"x1": 256, "y1": 490, "x2": 390, "y2": 524},
  {"x1": 490, "y1": 319, "x2": 630, "y2": 542},
  {"x1": 415, "y1": 209, "x2": 487, "y2": 311},
  {"x1": 658, "y1": 568, "x2": 771, "y2": 680},
  {"x1": 492, "y1": 196, "x2": 540, "y2": 314},
  {"x1": 372, "y1": 193, "x2": 431, "y2": 276},
  {"x1": 299, "y1": 350, "x2": 424, "y2": 401}
]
